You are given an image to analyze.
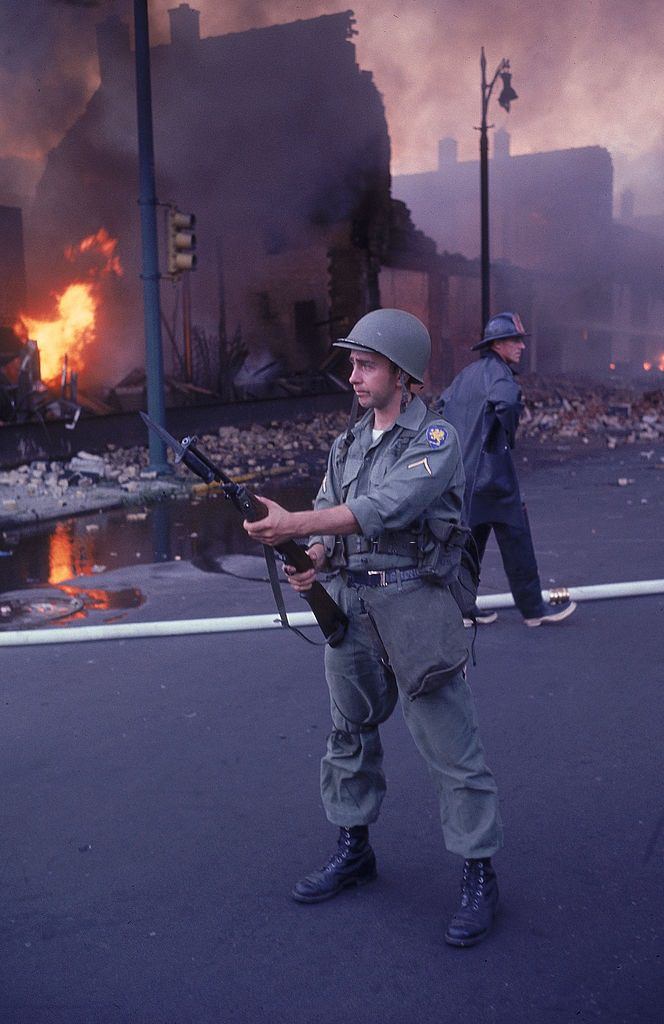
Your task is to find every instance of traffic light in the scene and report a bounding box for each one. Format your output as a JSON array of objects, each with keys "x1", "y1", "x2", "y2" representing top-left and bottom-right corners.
[{"x1": 167, "y1": 207, "x2": 197, "y2": 275}]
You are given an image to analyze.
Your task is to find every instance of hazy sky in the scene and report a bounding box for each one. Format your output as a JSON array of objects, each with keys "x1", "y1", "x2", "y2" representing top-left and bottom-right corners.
[{"x1": 1, "y1": 0, "x2": 663, "y2": 207}]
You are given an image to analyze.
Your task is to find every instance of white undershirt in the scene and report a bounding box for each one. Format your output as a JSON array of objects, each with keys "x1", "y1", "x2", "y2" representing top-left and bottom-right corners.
[{"x1": 371, "y1": 428, "x2": 385, "y2": 443}]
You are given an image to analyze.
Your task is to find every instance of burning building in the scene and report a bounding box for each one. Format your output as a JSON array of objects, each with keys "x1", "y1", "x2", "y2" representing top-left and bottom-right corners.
[{"x1": 24, "y1": 5, "x2": 446, "y2": 401}]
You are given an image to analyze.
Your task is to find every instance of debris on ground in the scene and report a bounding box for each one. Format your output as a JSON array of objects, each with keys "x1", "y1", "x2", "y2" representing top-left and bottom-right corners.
[
  {"x1": 0, "y1": 382, "x2": 662, "y2": 527},
  {"x1": 0, "y1": 411, "x2": 350, "y2": 526},
  {"x1": 517, "y1": 376, "x2": 664, "y2": 446}
]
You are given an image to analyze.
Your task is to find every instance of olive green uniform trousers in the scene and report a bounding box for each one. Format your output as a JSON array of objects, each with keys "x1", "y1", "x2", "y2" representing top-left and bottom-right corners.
[{"x1": 320, "y1": 575, "x2": 503, "y2": 860}]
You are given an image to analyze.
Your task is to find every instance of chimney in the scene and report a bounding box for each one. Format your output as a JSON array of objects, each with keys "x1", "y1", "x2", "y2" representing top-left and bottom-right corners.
[
  {"x1": 168, "y1": 3, "x2": 200, "y2": 46},
  {"x1": 438, "y1": 137, "x2": 458, "y2": 170},
  {"x1": 620, "y1": 189, "x2": 635, "y2": 221},
  {"x1": 96, "y1": 15, "x2": 131, "y2": 85},
  {"x1": 494, "y1": 128, "x2": 510, "y2": 160}
]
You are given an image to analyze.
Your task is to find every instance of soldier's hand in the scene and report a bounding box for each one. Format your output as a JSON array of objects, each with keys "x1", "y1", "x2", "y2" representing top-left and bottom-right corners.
[
  {"x1": 284, "y1": 543, "x2": 326, "y2": 593},
  {"x1": 243, "y1": 496, "x2": 293, "y2": 546}
]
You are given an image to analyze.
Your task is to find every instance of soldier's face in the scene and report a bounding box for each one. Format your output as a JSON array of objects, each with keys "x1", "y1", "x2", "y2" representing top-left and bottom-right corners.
[
  {"x1": 492, "y1": 337, "x2": 525, "y2": 365},
  {"x1": 348, "y1": 350, "x2": 399, "y2": 410}
]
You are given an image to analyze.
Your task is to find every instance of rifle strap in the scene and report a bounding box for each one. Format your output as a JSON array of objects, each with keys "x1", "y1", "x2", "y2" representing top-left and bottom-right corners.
[
  {"x1": 262, "y1": 544, "x2": 327, "y2": 646},
  {"x1": 344, "y1": 393, "x2": 359, "y2": 446}
]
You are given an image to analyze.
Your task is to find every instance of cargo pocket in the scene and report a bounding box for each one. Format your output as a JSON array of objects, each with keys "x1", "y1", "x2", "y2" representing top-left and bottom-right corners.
[
  {"x1": 404, "y1": 657, "x2": 468, "y2": 701},
  {"x1": 361, "y1": 579, "x2": 469, "y2": 702}
]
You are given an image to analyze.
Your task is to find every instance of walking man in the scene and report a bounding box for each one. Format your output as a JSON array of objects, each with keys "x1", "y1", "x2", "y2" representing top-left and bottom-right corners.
[
  {"x1": 245, "y1": 309, "x2": 502, "y2": 947},
  {"x1": 439, "y1": 312, "x2": 576, "y2": 627}
]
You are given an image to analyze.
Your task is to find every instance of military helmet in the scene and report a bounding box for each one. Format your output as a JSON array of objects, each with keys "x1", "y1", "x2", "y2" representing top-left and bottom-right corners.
[
  {"x1": 472, "y1": 311, "x2": 529, "y2": 351},
  {"x1": 334, "y1": 308, "x2": 431, "y2": 383}
]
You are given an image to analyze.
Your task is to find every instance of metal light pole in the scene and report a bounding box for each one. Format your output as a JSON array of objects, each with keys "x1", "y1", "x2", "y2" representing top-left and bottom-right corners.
[
  {"x1": 134, "y1": 0, "x2": 169, "y2": 473},
  {"x1": 477, "y1": 47, "x2": 518, "y2": 332}
]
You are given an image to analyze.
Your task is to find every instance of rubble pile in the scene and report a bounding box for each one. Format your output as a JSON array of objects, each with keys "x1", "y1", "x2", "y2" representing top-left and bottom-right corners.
[
  {"x1": 0, "y1": 412, "x2": 349, "y2": 526},
  {"x1": 0, "y1": 450, "x2": 184, "y2": 525},
  {"x1": 0, "y1": 385, "x2": 662, "y2": 527},
  {"x1": 181, "y1": 413, "x2": 349, "y2": 478},
  {"x1": 518, "y1": 377, "x2": 664, "y2": 447},
  {"x1": 100, "y1": 411, "x2": 350, "y2": 484}
]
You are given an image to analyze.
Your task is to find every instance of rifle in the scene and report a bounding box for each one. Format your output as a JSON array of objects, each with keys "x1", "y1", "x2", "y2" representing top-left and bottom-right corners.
[{"x1": 140, "y1": 412, "x2": 348, "y2": 646}]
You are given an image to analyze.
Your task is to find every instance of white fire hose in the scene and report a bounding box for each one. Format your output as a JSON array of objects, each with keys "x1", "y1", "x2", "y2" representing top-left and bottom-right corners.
[
  {"x1": 0, "y1": 578, "x2": 662, "y2": 648},
  {"x1": 477, "y1": 579, "x2": 664, "y2": 609}
]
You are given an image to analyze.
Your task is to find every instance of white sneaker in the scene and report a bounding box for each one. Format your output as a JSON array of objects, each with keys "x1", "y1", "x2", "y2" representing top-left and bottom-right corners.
[{"x1": 524, "y1": 600, "x2": 577, "y2": 627}]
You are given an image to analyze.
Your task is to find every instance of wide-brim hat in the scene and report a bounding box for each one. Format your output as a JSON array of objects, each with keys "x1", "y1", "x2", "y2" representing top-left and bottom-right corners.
[{"x1": 472, "y1": 311, "x2": 529, "y2": 351}]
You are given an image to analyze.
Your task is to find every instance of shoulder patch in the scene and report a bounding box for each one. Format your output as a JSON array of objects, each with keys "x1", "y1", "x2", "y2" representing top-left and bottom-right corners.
[{"x1": 426, "y1": 423, "x2": 448, "y2": 449}]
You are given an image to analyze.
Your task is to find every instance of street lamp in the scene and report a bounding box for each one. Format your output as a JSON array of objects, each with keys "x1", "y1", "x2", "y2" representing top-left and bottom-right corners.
[{"x1": 477, "y1": 47, "x2": 518, "y2": 331}]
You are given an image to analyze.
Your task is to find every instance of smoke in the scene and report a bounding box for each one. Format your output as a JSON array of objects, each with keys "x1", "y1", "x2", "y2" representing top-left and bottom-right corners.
[
  {"x1": 612, "y1": 146, "x2": 664, "y2": 217},
  {"x1": 145, "y1": 2, "x2": 664, "y2": 188},
  {"x1": 0, "y1": 0, "x2": 103, "y2": 184},
  {"x1": 51, "y1": 1, "x2": 104, "y2": 7},
  {"x1": 1, "y1": 0, "x2": 664, "y2": 207}
]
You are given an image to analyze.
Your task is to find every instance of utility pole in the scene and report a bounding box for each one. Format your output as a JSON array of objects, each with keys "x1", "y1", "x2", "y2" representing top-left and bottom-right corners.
[
  {"x1": 134, "y1": 0, "x2": 168, "y2": 473},
  {"x1": 182, "y1": 272, "x2": 193, "y2": 383}
]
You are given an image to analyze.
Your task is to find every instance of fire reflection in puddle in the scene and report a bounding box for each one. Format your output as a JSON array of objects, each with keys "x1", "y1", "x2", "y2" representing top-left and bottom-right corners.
[
  {"x1": 48, "y1": 521, "x2": 97, "y2": 584},
  {"x1": 53, "y1": 584, "x2": 144, "y2": 624},
  {"x1": 58, "y1": 584, "x2": 145, "y2": 614},
  {"x1": 1, "y1": 480, "x2": 317, "y2": 592}
]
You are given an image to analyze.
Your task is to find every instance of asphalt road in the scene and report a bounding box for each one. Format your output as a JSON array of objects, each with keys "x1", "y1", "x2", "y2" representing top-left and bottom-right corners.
[{"x1": 1, "y1": 445, "x2": 663, "y2": 1024}]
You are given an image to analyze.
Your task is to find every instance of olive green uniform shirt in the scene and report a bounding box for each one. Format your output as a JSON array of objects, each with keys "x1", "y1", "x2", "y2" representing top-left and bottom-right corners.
[{"x1": 310, "y1": 395, "x2": 465, "y2": 571}]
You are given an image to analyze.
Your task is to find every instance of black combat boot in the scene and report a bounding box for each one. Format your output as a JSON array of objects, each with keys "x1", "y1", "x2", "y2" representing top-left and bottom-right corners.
[
  {"x1": 444, "y1": 858, "x2": 499, "y2": 947},
  {"x1": 291, "y1": 826, "x2": 377, "y2": 904}
]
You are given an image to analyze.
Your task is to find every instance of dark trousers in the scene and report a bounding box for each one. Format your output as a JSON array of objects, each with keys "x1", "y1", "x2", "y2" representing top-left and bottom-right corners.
[{"x1": 471, "y1": 504, "x2": 544, "y2": 618}]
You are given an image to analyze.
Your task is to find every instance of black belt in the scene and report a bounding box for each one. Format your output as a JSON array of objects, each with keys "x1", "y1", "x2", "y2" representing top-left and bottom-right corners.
[
  {"x1": 345, "y1": 568, "x2": 423, "y2": 588},
  {"x1": 344, "y1": 532, "x2": 419, "y2": 559}
]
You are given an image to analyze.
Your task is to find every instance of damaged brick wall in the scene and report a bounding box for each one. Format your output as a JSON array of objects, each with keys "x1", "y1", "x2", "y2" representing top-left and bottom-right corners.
[{"x1": 29, "y1": 7, "x2": 424, "y2": 395}]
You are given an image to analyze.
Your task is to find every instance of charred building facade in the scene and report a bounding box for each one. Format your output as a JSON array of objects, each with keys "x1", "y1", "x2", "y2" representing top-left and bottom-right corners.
[
  {"x1": 396, "y1": 131, "x2": 614, "y2": 274},
  {"x1": 395, "y1": 131, "x2": 664, "y2": 379},
  {"x1": 0, "y1": 205, "x2": 27, "y2": 328},
  {"x1": 27, "y1": 6, "x2": 445, "y2": 397}
]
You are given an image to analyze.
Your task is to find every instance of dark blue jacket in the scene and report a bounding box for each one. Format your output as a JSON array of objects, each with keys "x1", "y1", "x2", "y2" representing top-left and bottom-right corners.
[{"x1": 438, "y1": 351, "x2": 524, "y2": 526}]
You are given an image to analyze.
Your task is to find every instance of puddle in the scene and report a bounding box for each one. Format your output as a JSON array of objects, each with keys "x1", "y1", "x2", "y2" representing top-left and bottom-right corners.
[
  {"x1": 57, "y1": 584, "x2": 144, "y2": 611},
  {"x1": 0, "y1": 481, "x2": 317, "y2": 590},
  {"x1": 54, "y1": 585, "x2": 145, "y2": 625}
]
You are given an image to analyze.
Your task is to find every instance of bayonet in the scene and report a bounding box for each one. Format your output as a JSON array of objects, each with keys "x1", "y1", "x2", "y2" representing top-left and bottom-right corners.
[{"x1": 140, "y1": 411, "x2": 347, "y2": 646}]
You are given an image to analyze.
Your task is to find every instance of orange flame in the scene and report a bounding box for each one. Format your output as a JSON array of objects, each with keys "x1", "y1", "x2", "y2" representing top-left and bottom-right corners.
[
  {"x1": 658, "y1": 353, "x2": 664, "y2": 372},
  {"x1": 65, "y1": 227, "x2": 124, "y2": 279},
  {"x1": 48, "y1": 522, "x2": 78, "y2": 584},
  {"x1": 15, "y1": 228, "x2": 123, "y2": 383}
]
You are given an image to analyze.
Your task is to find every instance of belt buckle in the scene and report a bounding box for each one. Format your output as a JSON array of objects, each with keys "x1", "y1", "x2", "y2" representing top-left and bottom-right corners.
[{"x1": 368, "y1": 570, "x2": 387, "y2": 587}]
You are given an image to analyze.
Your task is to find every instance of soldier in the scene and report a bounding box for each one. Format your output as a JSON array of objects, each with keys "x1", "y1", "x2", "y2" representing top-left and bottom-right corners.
[
  {"x1": 244, "y1": 309, "x2": 502, "y2": 948},
  {"x1": 439, "y1": 312, "x2": 577, "y2": 628}
]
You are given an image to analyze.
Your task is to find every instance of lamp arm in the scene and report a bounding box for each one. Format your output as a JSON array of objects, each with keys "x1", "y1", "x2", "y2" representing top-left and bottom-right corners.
[{"x1": 481, "y1": 50, "x2": 510, "y2": 119}]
